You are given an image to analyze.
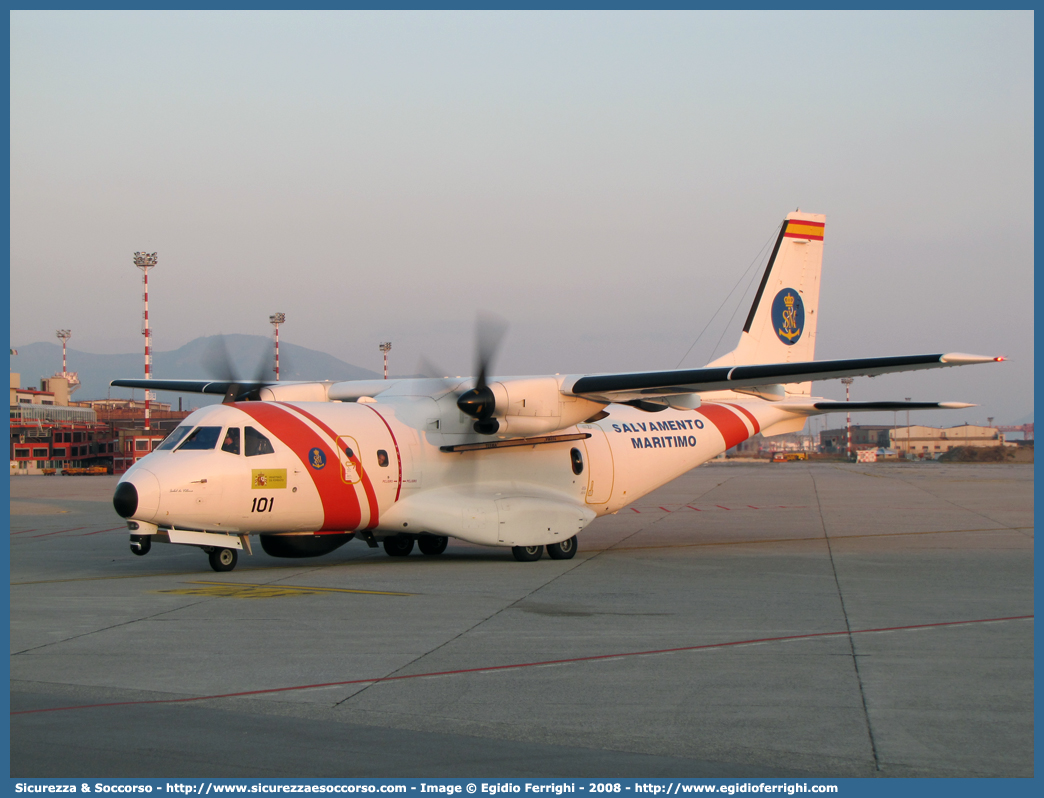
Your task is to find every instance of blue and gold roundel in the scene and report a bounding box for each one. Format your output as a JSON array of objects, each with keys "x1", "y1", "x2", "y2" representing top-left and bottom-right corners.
[
  {"x1": 771, "y1": 288, "x2": 804, "y2": 346},
  {"x1": 308, "y1": 447, "x2": 326, "y2": 470}
]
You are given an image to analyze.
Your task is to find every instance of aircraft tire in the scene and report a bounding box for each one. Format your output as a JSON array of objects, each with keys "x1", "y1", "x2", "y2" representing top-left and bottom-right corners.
[
  {"x1": 383, "y1": 535, "x2": 415, "y2": 557},
  {"x1": 418, "y1": 535, "x2": 449, "y2": 556},
  {"x1": 546, "y1": 536, "x2": 578, "y2": 560},
  {"x1": 129, "y1": 535, "x2": 151, "y2": 556},
  {"x1": 209, "y1": 547, "x2": 238, "y2": 572},
  {"x1": 512, "y1": 545, "x2": 543, "y2": 562}
]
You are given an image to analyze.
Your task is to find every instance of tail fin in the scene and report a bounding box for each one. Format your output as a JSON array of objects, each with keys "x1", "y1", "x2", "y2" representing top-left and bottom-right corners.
[{"x1": 705, "y1": 211, "x2": 825, "y2": 394}]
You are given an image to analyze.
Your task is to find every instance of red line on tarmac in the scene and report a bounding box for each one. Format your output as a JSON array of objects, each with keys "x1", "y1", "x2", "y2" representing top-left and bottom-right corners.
[
  {"x1": 630, "y1": 507, "x2": 641, "y2": 513},
  {"x1": 80, "y1": 527, "x2": 128, "y2": 536},
  {"x1": 11, "y1": 615, "x2": 1032, "y2": 717},
  {"x1": 716, "y1": 505, "x2": 731, "y2": 511},
  {"x1": 30, "y1": 527, "x2": 87, "y2": 538},
  {"x1": 686, "y1": 506, "x2": 701, "y2": 511},
  {"x1": 659, "y1": 507, "x2": 671, "y2": 512},
  {"x1": 10, "y1": 529, "x2": 38, "y2": 536}
]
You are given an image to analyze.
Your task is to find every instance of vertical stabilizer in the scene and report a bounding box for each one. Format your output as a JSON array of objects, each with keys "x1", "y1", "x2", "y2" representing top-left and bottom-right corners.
[{"x1": 705, "y1": 212, "x2": 825, "y2": 394}]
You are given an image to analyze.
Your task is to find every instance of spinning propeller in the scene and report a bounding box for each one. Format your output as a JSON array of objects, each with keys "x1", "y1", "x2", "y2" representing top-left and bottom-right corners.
[
  {"x1": 203, "y1": 336, "x2": 276, "y2": 403},
  {"x1": 456, "y1": 314, "x2": 507, "y2": 435}
]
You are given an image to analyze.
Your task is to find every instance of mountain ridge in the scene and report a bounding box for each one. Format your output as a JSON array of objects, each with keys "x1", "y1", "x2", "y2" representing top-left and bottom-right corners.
[{"x1": 10, "y1": 335, "x2": 381, "y2": 405}]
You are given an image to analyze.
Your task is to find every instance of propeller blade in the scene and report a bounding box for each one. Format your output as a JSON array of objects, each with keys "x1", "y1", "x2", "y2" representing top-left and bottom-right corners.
[
  {"x1": 474, "y1": 312, "x2": 507, "y2": 390},
  {"x1": 202, "y1": 335, "x2": 239, "y2": 383},
  {"x1": 202, "y1": 335, "x2": 272, "y2": 403},
  {"x1": 458, "y1": 313, "x2": 508, "y2": 434}
]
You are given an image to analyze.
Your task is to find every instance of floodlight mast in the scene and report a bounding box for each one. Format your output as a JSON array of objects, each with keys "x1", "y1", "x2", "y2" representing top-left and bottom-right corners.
[
  {"x1": 379, "y1": 341, "x2": 392, "y2": 380},
  {"x1": 56, "y1": 329, "x2": 71, "y2": 375},
  {"x1": 134, "y1": 252, "x2": 157, "y2": 431},
  {"x1": 270, "y1": 313, "x2": 285, "y2": 381},
  {"x1": 841, "y1": 377, "x2": 854, "y2": 459}
]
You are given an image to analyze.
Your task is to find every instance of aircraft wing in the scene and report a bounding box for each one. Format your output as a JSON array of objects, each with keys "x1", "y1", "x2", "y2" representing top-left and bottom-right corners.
[
  {"x1": 110, "y1": 379, "x2": 249, "y2": 395},
  {"x1": 109, "y1": 378, "x2": 279, "y2": 402},
  {"x1": 566, "y1": 353, "x2": 1003, "y2": 402}
]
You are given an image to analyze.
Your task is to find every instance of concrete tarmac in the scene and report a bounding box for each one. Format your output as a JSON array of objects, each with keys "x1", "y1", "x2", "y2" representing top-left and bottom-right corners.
[{"x1": 9, "y1": 462, "x2": 1033, "y2": 778}]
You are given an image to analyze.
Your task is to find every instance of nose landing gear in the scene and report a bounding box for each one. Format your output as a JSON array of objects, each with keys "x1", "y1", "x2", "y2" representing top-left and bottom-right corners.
[{"x1": 207, "y1": 547, "x2": 238, "y2": 572}]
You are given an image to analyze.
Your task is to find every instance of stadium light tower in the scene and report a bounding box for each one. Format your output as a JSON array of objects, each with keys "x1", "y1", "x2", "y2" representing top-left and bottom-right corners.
[
  {"x1": 134, "y1": 252, "x2": 157, "y2": 431},
  {"x1": 270, "y1": 313, "x2": 285, "y2": 381},
  {"x1": 379, "y1": 341, "x2": 392, "y2": 380}
]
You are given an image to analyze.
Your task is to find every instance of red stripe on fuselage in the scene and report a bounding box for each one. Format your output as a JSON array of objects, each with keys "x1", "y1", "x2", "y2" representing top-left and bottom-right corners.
[
  {"x1": 699, "y1": 404, "x2": 751, "y2": 450},
  {"x1": 233, "y1": 403, "x2": 362, "y2": 532},
  {"x1": 283, "y1": 404, "x2": 381, "y2": 530},
  {"x1": 723, "y1": 403, "x2": 761, "y2": 434}
]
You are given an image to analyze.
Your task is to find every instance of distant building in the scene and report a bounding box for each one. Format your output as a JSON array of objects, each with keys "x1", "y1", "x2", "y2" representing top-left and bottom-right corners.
[
  {"x1": 889, "y1": 424, "x2": 1009, "y2": 459},
  {"x1": 729, "y1": 431, "x2": 816, "y2": 456},
  {"x1": 820, "y1": 425, "x2": 893, "y2": 454},
  {"x1": 9, "y1": 372, "x2": 191, "y2": 474}
]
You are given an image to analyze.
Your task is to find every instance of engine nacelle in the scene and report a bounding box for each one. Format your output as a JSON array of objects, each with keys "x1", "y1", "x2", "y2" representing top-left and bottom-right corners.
[
  {"x1": 471, "y1": 377, "x2": 606, "y2": 436},
  {"x1": 260, "y1": 382, "x2": 332, "y2": 402}
]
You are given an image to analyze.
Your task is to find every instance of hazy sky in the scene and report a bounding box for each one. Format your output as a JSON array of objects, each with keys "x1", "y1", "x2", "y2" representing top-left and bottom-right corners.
[{"x1": 10, "y1": 11, "x2": 1034, "y2": 425}]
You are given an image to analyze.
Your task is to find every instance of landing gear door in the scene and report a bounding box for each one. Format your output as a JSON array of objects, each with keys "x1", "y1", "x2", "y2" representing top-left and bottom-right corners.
[{"x1": 579, "y1": 425, "x2": 614, "y2": 505}]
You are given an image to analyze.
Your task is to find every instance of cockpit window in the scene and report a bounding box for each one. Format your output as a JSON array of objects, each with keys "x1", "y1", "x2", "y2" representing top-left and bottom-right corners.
[
  {"x1": 221, "y1": 427, "x2": 241, "y2": 455},
  {"x1": 156, "y1": 426, "x2": 193, "y2": 451},
  {"x1": 177, "y1": 426, "x2": 222, "y2": 451},
  {"x1": 245, "y1": 426, "x2": 275, "y2": 457}
]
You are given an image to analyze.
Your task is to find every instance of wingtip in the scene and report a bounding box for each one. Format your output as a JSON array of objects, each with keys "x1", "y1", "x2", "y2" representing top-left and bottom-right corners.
[
  {"x1": 938, "y1": 402, "x2": 977, "y2": 409},
  {"x1": 940, "y1": 353, "x2": 1006, "y2": 365}
]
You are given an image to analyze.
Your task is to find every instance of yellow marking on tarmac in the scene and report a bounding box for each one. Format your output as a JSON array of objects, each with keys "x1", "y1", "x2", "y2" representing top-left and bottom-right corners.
[
  {"x1": 590, "y1": 526, "x2": 1034, "y2": 553},
  {"x1": 153, "y1": 581, "x2": 412, "y2": 599}
]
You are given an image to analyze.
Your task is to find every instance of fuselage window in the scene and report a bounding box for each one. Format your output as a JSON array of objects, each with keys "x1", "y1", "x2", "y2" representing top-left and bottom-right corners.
[
  {"x1": 245, "y1": 426, "x2": 275, "y2": 457},
  {"x1": 570, "y1": 447, "x2": 584, "y2": 475},
  {"x1": 156, "y1": 426, "x2": 193, "y2": 451},
  {"x1": 177, "y1": 426, "x2": 222, "y2": 451},
  {"x1": 377, "y1": 449, "x2": 389, "y2": 467},
  {"x1": 221, "y1": 427, "x2": 241, "y2": 455}
]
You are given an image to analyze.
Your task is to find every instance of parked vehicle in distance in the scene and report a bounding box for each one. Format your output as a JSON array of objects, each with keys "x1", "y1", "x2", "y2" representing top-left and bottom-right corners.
[{"x1": 771, "y1": 452, "x2": 808, "y2": 462}]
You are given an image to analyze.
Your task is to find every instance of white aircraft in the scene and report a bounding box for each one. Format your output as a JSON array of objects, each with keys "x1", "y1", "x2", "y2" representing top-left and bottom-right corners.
[{"x1": 111, "y1": 212, "x2": 1004, "y2": 571}]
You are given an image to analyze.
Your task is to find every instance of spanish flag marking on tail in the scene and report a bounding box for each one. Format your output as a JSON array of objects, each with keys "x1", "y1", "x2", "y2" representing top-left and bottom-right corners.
[{"x1": 783, "y1": 220, "x2": 825, "y2": 240}]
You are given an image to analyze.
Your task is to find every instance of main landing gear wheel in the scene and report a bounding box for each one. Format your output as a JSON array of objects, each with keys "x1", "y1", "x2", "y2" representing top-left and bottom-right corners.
[
  {"x1": 546, "y1": 536, "x2": 578, "y2": 560},
  {"x1": 418, "y1": 535, "x2": 449, "y2": 556},
  {"x1": 129, "y1": 535, "x2": 151, "y2": 556},
  {"x1": 208, "y1": 547, "x2": 238, "y2": 572},
  {"x1": 383, "y1": 535, "x2": 415, "y2": 557},
  {"x1": 512, "y1": 545, "x2": 543, "y2": 562}
]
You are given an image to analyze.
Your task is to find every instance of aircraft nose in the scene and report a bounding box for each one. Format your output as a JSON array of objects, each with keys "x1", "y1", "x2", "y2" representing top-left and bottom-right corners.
[
  {"x1": 113, "y1": 468, "x2": 161, "y2": 521},
  {"x1": 113, "y1": 482, "x2": 137, "y2": 517}
]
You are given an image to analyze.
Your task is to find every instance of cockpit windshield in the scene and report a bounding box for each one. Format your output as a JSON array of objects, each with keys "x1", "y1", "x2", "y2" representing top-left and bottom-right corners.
[
  {"x1": 156, "y1": 425, "x2": 193, "y2": 451},
  {"x1": 245, "y1": 426, "x2": 274, "y2": 456},
  {"x1": 177, "y1": 426, "x2": 223, "y2": 451},
  {"x1": 221, "y1": 427, "x2": 241, "y2": 455}
]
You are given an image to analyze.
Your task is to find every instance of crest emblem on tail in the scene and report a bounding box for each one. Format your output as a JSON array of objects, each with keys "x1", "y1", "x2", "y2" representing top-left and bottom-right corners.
[{"x1": 772, "y1": 288, "x2": 804, "y2": 344}]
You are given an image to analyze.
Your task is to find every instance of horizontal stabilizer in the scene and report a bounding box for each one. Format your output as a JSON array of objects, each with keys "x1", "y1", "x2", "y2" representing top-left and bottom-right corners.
[
  {"x1": 811, "y1": 401, "x2": 975, "y2": 411},
  {"x1": 779, "y1": 400, "x2": 976, "y2": 417}
]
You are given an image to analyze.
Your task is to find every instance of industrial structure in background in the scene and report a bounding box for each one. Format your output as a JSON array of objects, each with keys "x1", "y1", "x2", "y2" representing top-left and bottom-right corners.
[
  {"x1": 270, "y1": 313, "x2": 284, "y2": 380},
  {"x1": 10, "y1": 369, "x2": 191, "y2": 475},
  {"x1": 379, "y1": 341, "x2": 392, "y2": 379},
  {"x1": 53, "y1": 329, "x2": 80, "y2": 396},
  {"x1": 133, "y1": 252, "x2": 157, "y2": 431},
  {"x1": 729, "y1": 421, "x2": 1026, "y2": 461}
]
